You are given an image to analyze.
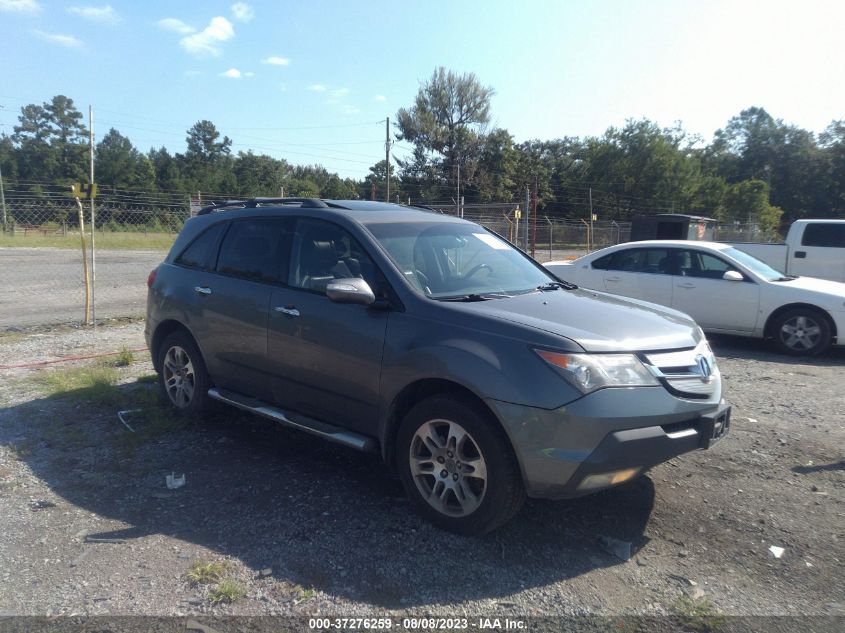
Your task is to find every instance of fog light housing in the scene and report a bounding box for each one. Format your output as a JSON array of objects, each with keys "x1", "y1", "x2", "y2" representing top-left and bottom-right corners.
[{"x1": 577, "y1": 467, "x2": 641, "y2": 492}]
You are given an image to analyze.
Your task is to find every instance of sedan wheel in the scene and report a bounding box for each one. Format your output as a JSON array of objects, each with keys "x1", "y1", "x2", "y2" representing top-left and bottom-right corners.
[{"x1": 773, "y1": 309, "x2": 832, "y2": 356}]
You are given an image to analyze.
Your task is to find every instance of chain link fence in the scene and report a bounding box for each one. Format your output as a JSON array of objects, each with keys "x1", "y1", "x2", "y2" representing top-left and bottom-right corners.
[{"x1": 0, "y1": 188, "x2": 781, "y2": 330}]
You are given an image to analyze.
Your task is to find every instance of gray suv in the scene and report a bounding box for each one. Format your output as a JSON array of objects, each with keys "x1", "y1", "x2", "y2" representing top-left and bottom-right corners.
[{"x1": 146, "y1": 198, "x2": 730, "y2": 535}]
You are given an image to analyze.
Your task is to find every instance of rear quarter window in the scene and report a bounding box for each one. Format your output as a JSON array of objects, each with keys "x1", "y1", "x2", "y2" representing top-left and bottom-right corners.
[
  {"x1": 175, "y1": 223, "x2": 227, "y2": 270},
  {"x1": 801, "y1": 223, "x2": 845, "y2": 248}
]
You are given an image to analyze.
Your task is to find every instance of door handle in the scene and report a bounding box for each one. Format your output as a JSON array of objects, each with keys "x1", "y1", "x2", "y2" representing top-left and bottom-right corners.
[
  {"x1": 794, "y1": 251, "x2": 807, "y2": 258},
  {"x1": 677, "y1": 282, "x2": 696, "y2": 289},
  {"x1": 274, "y1": 306, "x2": 300, "y2": 317},
  {"x1": 605, "y1": 276, "x2": 621, "y2": 282},
  {"x1": 193, "y1": 286, "x2": 212, "y2": 295}
]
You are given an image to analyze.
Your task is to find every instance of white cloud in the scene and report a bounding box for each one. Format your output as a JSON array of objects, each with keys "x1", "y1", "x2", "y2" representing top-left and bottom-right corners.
[
  {"x1": 219, "y1": 68, "x2": 253, "y2": 79},
  {"x1": 231, "y1": 2, "x2": 254, "y2": 23},
  {"x1": 68, "y1": 5, "x2": 121, "y2": 24},
  {"x1": 332, "y1": 88, "x2": 350, "y2": 98},
  {"x1": 0, "y1": 0, "x2": 41, "y2": 14},
  {"x1": 262, "y1": 56, "x2": 289, "y2": 66},
  {"x1": 180, "y1": 16, "x2": 234, "y2": 57},
  {"x1": 308, "y1": 84, "x2": 327, "y2": 92},
  {"x1": 32, "y1": 30, "x2": 84, "y2": 48},
  {"x1": 374, "y1": 95, "x2": 386, "y2": 102},
  {"x1": 158, "y1": 18, "x2": 195, "y2": 35},
  {"x1": 342, "y1": 105, "x2": 361, "y2": 115}
]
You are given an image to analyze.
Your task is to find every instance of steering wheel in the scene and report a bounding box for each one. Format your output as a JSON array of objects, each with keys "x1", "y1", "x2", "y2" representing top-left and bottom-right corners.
[
  {"x1": 414, "y1": 269, "x2": 432, "y2": 294},
  {"x1": 464, "y1": 263, "x2": 493, "y2": 279}
]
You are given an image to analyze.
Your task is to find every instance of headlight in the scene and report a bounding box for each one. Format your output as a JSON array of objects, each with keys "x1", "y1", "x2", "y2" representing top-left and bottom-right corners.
[{"x1": 535, "y1": 349, "x2": 659, "y2": 394}]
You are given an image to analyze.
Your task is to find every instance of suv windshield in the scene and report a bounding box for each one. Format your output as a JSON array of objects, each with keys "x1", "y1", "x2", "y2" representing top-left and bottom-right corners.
[{"x1": 367, "y1": 221, "x2": 557, "y2": 299}]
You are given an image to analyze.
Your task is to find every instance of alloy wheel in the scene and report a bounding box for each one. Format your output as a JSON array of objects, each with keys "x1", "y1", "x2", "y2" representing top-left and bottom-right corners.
[
  {"x1": 779, "y1": 314, "x2": 822, "y2": 352},
  {"x1": 162, "y1": 345, "x2": 196, "y2": 407},
  {"x1": 409, "y1": 419, "x2": 488, "y2": 517}
]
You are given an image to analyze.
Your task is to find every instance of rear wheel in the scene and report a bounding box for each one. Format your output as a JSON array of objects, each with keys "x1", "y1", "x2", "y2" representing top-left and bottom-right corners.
[
  {"x1": 772, "y1": 308, "x2": 832, "y2": 356},
  {"x1": 158, "y1": 331, "x2": 213, "y2": 417},
  {"x1": 396, "y1": 395, "x2": 525, "y2": 535}
]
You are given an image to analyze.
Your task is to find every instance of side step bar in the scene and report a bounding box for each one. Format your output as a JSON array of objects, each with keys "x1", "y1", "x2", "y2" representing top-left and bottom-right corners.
[{"x1": 207, "y1": 388, "x2": 377, "y2": 453}]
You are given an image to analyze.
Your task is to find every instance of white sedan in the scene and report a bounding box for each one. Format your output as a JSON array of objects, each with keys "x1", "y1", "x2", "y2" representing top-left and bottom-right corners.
[{"x1": 545, "y1": 240, "x2": 845, "y2": 356}]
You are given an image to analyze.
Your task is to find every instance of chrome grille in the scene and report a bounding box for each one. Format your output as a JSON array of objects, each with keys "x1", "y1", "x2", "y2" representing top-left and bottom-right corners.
[{"x1": 643, "y1": 341, "x2": 719, "y2": 398}]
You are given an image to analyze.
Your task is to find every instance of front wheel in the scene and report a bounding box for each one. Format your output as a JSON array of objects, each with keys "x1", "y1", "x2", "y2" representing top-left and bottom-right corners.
[
  {"x1": 396, "y1": 395, "x2": 525, "y2": 535},
  {"x1": 772, "y1": 308, "x2": 832, "y2": 356},
  {"x1": 157, "y1": 331, "x2": 214, "y2": 417}
]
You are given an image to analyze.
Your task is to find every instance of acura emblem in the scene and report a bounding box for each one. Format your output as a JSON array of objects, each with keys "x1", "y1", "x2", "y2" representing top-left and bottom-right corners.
[{"x1": 695, "y1": 354, "x2": 713, "y2": 382}]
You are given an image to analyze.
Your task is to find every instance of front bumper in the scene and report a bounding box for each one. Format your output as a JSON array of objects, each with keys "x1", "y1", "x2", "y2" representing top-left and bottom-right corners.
[{"x1": 487, "y1": 386, "x2": 730, "y2": 499}]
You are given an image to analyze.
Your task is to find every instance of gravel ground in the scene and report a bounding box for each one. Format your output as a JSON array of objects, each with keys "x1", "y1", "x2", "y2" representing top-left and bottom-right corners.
[
  {"x1": 0, "y1": 322, "x2": 842, "y2": 621},
  {"x1": 0, "y1": 247, "x2": 164, "y2": 328}
]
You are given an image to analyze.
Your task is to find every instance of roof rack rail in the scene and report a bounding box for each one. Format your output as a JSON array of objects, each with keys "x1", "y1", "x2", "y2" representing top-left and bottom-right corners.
[{"x1": 197, "y1": 197, "x2": 330, "y2": 215}]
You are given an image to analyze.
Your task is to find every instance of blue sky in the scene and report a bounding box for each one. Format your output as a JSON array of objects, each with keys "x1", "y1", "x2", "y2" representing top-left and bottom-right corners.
[{"x1": 1, "y1": 0, "x2": 843, "y2": 180}]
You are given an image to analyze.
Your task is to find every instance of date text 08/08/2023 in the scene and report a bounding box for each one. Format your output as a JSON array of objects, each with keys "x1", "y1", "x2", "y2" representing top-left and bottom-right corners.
[{"x1": 308, "y1": 617, "x2": 527, "y2": 630}]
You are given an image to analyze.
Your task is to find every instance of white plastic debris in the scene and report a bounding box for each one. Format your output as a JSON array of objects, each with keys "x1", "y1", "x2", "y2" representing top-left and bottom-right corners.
[
  {"x1": 769, "y1": 545, "x2": 785, "y2": 559},
  {"x1": 166, "y1": 473, "x2": 186, "y2": 489},
  {"x1": 117, "y1": 409, "x2": 142, "y2": 433}
]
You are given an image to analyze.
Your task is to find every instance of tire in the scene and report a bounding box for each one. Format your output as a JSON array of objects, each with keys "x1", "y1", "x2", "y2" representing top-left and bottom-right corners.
[
  {"x1": 157, "y1": 331, "x2": 214, "y2": 418},
  {"x1": 396, "y1": 395, "x2": 525, "y2": 536},
  {"x1": 771, "y1": 308, "x2": 832, "y2": 356}
]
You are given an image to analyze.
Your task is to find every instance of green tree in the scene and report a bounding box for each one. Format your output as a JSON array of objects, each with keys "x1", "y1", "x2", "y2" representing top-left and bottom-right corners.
[
  {"x1": 180, "y1": 120, "x2": 233, "y2": 193},
  {"x1": 396, "y1": 67, "x2": 494, "y2": 197},
  {"x1": 96, "y1": 128, "x2": 155, "y2": 189}
]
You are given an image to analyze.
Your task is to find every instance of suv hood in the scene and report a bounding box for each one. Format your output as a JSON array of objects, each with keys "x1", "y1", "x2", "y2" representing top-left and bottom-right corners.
[{"x1": 455, "y1": 288, "x2": 701, "y2": 352}]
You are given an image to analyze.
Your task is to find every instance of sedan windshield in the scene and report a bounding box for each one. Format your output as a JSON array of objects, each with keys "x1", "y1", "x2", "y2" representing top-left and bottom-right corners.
[
  {"x1": 723, "y1": 247, "x2": 786, "y2": 281},
  {"x1": 367, "y1": 221, "x2": 560, "y2": 299}
]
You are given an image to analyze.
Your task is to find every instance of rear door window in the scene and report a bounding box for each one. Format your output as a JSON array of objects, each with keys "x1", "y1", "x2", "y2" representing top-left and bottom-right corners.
[
  {"x1": 603, "y1": 248, "x2": 675, "y2": 274},
  {"x1": 216, "y1": 219, "x2": 294, "y2": 283}
]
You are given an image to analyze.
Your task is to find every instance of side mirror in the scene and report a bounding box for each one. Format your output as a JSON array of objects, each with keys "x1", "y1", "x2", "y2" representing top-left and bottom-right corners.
[
  {"x1": 326, "y1": 278, "x2": 376, "y2": 305},
  {"x1": 723, "y1": 270, "x2": 744, "y2": 282}
]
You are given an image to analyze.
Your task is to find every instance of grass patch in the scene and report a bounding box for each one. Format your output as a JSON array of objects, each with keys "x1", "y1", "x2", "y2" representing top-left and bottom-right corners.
[
  {"x1": 186, "y1": 561, "x2": 227, "y2": 585},
  {"x1": 114, "y1": 346, "x2": 135, "y2": 367},
  {"x1": 210, "y1": 580, "x2": 246, "y2": 605},
  {"x1": 297, "y1": 587, "x2": 316, "y2": 602},
  {"x1": 35, "y1": 363, "x2": 121, "y2": 406},
  {"x1": 670, "y1": 595, "x2": 725, "y2": 632},
  {"x1": 0, "y1": 231, "x2": 176, "y2": 251}
]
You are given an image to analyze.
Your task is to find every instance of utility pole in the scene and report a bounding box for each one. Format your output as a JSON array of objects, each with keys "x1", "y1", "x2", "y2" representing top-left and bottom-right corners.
[
  {"x1": 531, "y1": 176, "x2": 538, "y2": 257},
  {"x1": 89, "y1": 105, "x2": 96, "y2": 327},
  {"x1": 385, "y1": 117, "x2": 390, "y2": 202},
  {"x1": 0, "y1": 105, "x2": 6, "y2": 231},
  {"x1": 588, "y1": 187, "x2": 594, "y2": 252},
  {"x1": 0, "y1": 158, "x2": 6, "y2": 232},
  {"x1": 524, "y1": 186, "x2": 530, "y2": 251},
  {"x1": 455, "y1": 163, "x2": 461, "y2": 216}
]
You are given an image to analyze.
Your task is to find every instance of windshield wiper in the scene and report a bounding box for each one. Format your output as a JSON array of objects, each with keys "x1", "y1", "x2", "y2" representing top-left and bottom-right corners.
[
  {"x1": 437, "y1": 293, "x2": 510, "y2": 302},
  {"x1": 537, "y1": 280, "x2": 578, "y2": 291},
  {"x1": 773, "y1": 275, "x2": 799, "y2": 282}
]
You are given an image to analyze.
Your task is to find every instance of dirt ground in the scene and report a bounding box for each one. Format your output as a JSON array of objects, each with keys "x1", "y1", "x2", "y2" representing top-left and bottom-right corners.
[{"x1": 0, "y1": 321, "x2": 842, "y2": 624}]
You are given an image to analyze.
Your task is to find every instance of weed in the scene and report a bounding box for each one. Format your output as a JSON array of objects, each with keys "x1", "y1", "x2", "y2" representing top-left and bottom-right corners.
[
  {"x1": 210, "y1": 580, "x2": 246, "y2": 604},
  {"x1": 670, "y1": 595, "x2": 725, "y2": 632},
  {"x1": 185, "y1": 561, "x2": 227, "y2": 585},
  {"x1": 297, "y1": 587, "x2": 316, "y2": 602},
  {"x1": 114, "y1": 346, "x2": 135, "y2": 367},
  {"x1": 8, "y1": 442, "x2": 33, "y2": 460}
]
